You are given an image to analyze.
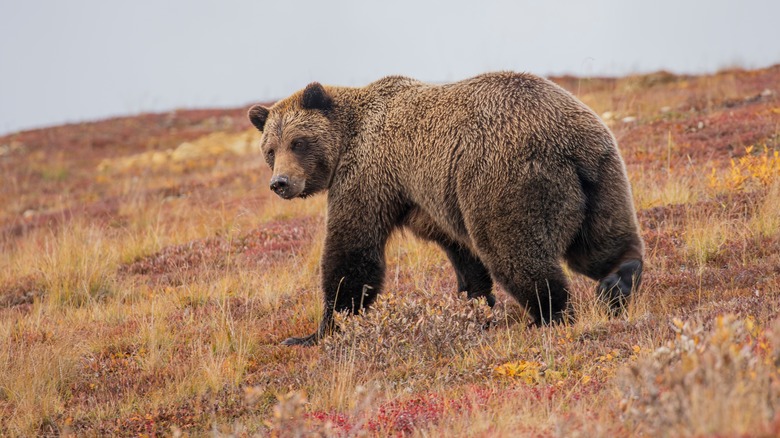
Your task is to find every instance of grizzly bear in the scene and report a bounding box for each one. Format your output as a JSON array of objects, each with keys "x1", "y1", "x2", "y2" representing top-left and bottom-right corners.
[{"x1": 247, "y1": 72, "x2": 644, "y2": 346}]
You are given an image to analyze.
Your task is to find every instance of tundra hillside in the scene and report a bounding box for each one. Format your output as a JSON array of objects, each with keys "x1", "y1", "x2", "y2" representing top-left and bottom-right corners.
[{"x1": 1, "y1": 66, "x2": 779, "y2": 436}]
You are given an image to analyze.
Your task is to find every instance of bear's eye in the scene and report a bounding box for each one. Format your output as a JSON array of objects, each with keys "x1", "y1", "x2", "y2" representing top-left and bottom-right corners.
[
  {"x1": 291, "y1": 139, "x2": 307, "y2": 152},
  {"x1": 266, "y1": 149, "x2": 275, "y2": 164}
]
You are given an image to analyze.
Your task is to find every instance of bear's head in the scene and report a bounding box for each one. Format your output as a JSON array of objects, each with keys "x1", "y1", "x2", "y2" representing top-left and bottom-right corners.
[{"x1": 248, "y1": 82, "x2": 340, "y2": 199}]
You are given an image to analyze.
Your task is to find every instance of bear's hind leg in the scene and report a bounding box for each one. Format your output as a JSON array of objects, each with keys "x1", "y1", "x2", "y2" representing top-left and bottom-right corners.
[
  {"x1": 597, "y1": 259, "x2": 642, "y2": 315},
  {"x1": 565, "y1": 152, "x2": 644, "y2": 316},
  {"x1": 496, "y1": 259, "x2": 571, "y2": 326},
  {"x1": 473, "y1": 238, "x2": 571, "y2": 325},
  {"x1": 462, "y1": 168, "x2": 583, "y2": 326}
]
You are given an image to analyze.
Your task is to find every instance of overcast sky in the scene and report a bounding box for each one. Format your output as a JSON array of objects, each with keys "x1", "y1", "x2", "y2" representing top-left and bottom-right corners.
[{"x1": 1, "y1": 0, "x2": 779, "y2": 135}]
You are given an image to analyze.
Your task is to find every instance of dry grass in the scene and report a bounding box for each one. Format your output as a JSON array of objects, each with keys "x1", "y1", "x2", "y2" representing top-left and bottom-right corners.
[
  {"x1": 1, "y1": 65, "x2": 779, "y2": 436},
  {"x1": 620, "y1": 315, "x2": 780, "y2": 436}
]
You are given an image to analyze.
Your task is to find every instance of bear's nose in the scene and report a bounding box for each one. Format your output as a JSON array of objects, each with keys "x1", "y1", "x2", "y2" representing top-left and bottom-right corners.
[{"x1": 270, "y1": 175, "x2": 290, "y2": 194}]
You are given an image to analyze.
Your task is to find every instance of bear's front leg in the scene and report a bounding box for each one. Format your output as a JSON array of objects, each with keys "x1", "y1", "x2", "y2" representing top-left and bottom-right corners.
[{"x1": 281, "y1": 231, "x2": 388, "y2": 346}]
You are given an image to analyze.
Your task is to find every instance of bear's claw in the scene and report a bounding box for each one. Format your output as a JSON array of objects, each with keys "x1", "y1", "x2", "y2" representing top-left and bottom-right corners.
[{"x1": 281, "y1": 332, "x2": 319, "y2": 346}]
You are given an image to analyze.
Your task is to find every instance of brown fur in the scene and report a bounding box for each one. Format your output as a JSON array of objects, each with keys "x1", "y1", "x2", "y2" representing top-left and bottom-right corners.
[{"x1": 248, "y1": 72, "x2": 644, "y2": 346}]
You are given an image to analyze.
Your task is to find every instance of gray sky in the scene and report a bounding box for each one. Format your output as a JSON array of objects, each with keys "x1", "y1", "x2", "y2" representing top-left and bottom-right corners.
[{"x1": 1, "y1": 0, "x2": 779, "y2": 135}]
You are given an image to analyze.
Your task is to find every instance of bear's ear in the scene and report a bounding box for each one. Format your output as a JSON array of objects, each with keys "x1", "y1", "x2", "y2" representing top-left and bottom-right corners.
[
  {"x1": 247, "y1": 105, "x2": 270, "y2": 132},
  {"x1": 301, "y1": 82, "x2": 333, "y2": 113}
]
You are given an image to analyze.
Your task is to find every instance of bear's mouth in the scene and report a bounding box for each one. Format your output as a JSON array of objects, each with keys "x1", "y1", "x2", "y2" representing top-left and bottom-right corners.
[{"x1": 276, "y1": 191, "x2": 297, "y2": 200}]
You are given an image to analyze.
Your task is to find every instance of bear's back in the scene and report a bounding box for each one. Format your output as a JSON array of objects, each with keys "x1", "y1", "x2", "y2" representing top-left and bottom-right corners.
[{"x1": 367, "y1": 72, "x2": 614, "y2": 173}]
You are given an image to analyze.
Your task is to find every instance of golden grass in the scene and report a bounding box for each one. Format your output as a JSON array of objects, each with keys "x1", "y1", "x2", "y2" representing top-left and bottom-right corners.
[
  {"x1": 684, "y1": 213, "x2": 732, "y2": 269},
  {"x1": 631, "y1": 171, "x2": 702, "y2": 210},
  {"x1": 1, "y1": 319, "x2": 83, "y2": 434},
  {"x1": 750, "y1": 181, "x2": 780, "y2": 238}
]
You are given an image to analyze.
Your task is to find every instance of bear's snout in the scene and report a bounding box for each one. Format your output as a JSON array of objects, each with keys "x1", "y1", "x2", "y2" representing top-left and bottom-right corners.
[
  {"x1": 270, "y1": 174, "x2": 304, "y2": 199},
  {"x1": 270, "y1": 175, "x2": 290, "y2": 196}
]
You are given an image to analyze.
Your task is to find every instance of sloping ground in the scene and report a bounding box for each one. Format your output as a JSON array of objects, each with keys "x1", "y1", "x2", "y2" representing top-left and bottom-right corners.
[
  {"x1": 119, "y1": 217, "x2": 316, "y2": 286},
  {"x1": 1, "y1": 66, "x2": 779, "y2": 436}
]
